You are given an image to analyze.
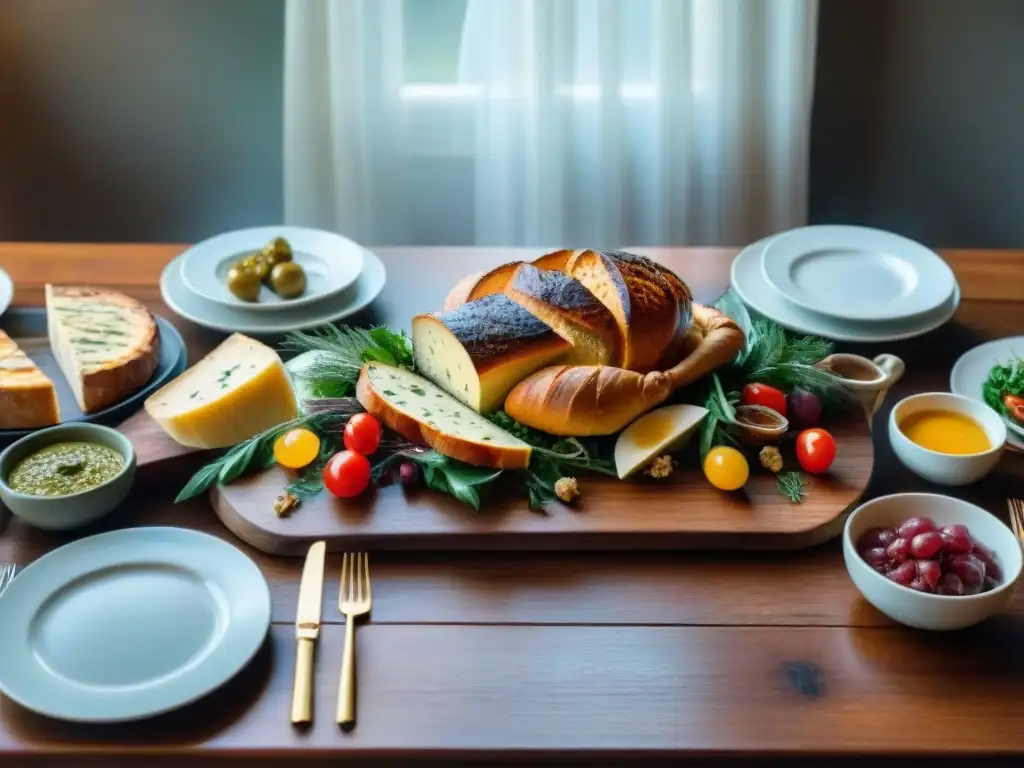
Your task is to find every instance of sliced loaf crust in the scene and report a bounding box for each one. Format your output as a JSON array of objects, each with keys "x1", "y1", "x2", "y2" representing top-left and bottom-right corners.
[
  {"x1": 0, "y1": 330, "x2": 60, "y2": 429},
  {"x1": 568, "y1": 250, "x2": 681, "y2": 372},
  {"x1": 504, "y1": 263, "x2": 620, "y2": 366},
  {"x1": 356, "y1": 362, "x2": 532, "y2": 469},
  {"x1": 46, "y1": 285, "x2": 160, "y2": 413}
]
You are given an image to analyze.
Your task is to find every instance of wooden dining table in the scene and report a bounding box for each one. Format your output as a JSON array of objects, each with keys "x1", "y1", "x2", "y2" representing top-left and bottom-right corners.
[{"x1": 1, "y1": 243, "x2": 1023, "y2": 768}]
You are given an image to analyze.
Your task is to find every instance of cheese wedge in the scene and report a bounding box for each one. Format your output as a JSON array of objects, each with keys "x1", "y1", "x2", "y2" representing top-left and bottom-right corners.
[
  {"x1": 0, "y1": 330, "x2": 60, "y2": 429},
  {"x1": 412, "y1": 294, "x2": 570, "y2": 413},
  {"x1": 145, "y1": 333, "x2": 298, "y2": 449},
  {"x1": 46, "y1": 285, "x2": 160, "y2": 413},
  {"x1": 356, "y1": 362, "x2": 531, "y2": 469}
]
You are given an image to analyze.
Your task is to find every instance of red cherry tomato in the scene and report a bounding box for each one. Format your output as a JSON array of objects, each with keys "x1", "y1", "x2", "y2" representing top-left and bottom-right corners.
[
  {"x1": 323, "y1": 450, "x2": 372, "y2": 498},
  {"x1": 796, "y1": 427, "x2": 836, "y2": 474},
  {"x1": 343, "y1": 413, "x2": 382, "y2": 455},
  {"x1": 741, "y1": 383, "x2": 787, "y2": 418},
  {"x1": 1004, "y1": 394, "x2": 1024, "y2": 424}
]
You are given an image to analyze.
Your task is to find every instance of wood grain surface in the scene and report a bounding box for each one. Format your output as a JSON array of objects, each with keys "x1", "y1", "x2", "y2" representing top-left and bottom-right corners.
[
  {"x1": 212, "y1": 414, "x2": 873, "y2": 554},
  {"x1": 1, "y1": 242, "x2": 1023, "y2": 766}
]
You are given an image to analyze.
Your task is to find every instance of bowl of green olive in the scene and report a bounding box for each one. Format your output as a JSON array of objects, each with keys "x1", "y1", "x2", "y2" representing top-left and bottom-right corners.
[
  {"x1": 178, "y1": 226, "x2": 365, "y2": 311},
  {"x1": 0, "y1": 424, "x2": 136, "y2": 531}
]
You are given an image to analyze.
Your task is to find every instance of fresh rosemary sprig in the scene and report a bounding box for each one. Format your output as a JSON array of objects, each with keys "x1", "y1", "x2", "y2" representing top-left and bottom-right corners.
[
  {"x1": 281, "y1": 325, "x2": 414, "y2": 398},
  {"x1": 174, "y1": 411, "x2": 348, "y2": 503},
  {"x1": 777, "y1": 471, "x2": 807, "y2": 503}
]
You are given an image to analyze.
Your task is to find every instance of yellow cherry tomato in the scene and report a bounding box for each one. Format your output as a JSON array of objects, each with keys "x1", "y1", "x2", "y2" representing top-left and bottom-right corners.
[
  {"x1": 703, "y1": 446, "x2": 749, "y2": 491},
  {"x1": 273, "y1": 428, "x2": 321, "y2": 470}
]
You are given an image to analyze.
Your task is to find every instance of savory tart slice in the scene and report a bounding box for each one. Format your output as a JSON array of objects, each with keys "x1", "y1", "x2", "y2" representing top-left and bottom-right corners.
[
  {"x1": 0, "y1": 330, "x2": 60, "y2": 429},
  {"x1": 46, "y1": 285, "x2": 160, "y2": 413},
  {"x1": 412, "y1": 293, "x2": 570, "y2": 413},
  {"x1": 504, "y1": 263, "x2": 620, "y2": 366}
]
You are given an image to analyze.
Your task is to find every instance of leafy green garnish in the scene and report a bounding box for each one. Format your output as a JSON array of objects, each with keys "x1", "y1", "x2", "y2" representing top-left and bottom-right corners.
[
  {"x1": 281, "y1": 325, "x2": 414, "y2": 398},
  {"x1": 983, "y1": 355, "x2": 1024, "y2": 416},
  {"x1": 777, "y1": 471, "x2": 807, "y2": 503},
  {"x1": 174, "y1": 411, "x2": 347, "y2": 503},
  {"x1": 375, "y1": 450, "x2": 502, "y2": 510}
]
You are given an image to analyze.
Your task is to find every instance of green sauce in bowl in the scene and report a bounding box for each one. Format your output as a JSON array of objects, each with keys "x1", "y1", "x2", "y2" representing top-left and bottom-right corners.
[{"x1": 7, "y1": 442, "x2": 125, "y2": 497}]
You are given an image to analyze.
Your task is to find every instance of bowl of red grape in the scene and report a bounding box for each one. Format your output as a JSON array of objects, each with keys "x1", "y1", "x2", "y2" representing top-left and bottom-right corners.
[{"x1": 844, "y1": 493, "x2": 1022, "y2": 630}]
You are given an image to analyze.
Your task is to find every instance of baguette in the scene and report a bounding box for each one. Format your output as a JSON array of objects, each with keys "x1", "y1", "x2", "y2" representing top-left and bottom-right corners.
[{"x1": 504, "y1": 303, "x2": 744, "y2": 435}]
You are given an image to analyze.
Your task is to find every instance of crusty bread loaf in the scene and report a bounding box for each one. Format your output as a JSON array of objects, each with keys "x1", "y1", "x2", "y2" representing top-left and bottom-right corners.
[
  {"x1": 531, "y1": 249, "x2": 576, "y2": 272},
  {"x1": 504, "y1": 264, "x2": 620, "y2": 366},
  {"x1": 356, "y1": 362, "x2": 532, "y2": 469},
  {"x1": 441, "y1": 261, "x2": 522, "y2": 311},
  {"x1": 46, "y1": 285, "x2": 160, "y2": 413},
  {"x1": 0, "y1": 330, "x2": 60, "y2": 429},
  {"x1": 567, "y1": 249, "x2": 682, "y2": 373},
  {"x1": 412, "y1": 294, "x2": 571, "y2": 413},
  {"x1": 504, "y1": 303, "x2": 745, "y2": 435}
]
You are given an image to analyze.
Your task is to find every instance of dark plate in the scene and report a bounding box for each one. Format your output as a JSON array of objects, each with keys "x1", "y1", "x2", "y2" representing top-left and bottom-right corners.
[{"x1": 0, "y1": 308, "x2": 187, "y2": 445}]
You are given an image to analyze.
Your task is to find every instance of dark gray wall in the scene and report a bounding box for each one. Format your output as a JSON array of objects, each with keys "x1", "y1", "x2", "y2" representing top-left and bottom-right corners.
[
  {"x1": 0, "y1": 0, "x2": 284, "y2": 242},
  {"x1": 811, "y1": 0, "x2": 1024, "y2": 248},
  {"x1": 2, "y1": 0, "x2": 1022, "y2": 246}
]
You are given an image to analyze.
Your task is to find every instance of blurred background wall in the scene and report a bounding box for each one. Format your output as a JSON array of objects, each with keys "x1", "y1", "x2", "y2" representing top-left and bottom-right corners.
[{"x1": 1, "y1": 0, "x2": 1022, "y2": 246}]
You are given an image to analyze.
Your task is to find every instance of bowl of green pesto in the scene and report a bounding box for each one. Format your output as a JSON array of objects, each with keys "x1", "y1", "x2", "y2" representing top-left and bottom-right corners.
[{"x1": 0, "y1": 424, "x2": 136, "y2": 531}]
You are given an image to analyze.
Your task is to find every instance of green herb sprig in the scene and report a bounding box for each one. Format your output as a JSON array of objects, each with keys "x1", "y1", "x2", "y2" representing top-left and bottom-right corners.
[
  {"x1": 282, "y1": 325, "x2": 414, "y2": 399},
  {"x1": 175, "y1": 411, "x2": 348, "y2": 503},
  {"x1": 777, "y1": 471, "x2": 807, "y2": 503}
]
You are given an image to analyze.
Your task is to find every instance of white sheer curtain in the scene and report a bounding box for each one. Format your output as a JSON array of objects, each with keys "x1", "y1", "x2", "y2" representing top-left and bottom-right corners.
[{"x1": 284, "y1": 0, "x2": 819, "y2": 247}]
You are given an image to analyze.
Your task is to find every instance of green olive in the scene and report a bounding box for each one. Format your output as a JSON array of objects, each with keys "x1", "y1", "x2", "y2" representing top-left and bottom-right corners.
[
  {"x1": 226, "y1": 265, "x2": 262, "y2": 302},
  {"x1": 269, "y1": 262, "x2": 306, "y2": 299},
  {"x1": 239, "y1": 253, "x2": 271, "y2": 281},
  {"x1": 262, "y1": 236, "x2": 293, "y2": 267}
]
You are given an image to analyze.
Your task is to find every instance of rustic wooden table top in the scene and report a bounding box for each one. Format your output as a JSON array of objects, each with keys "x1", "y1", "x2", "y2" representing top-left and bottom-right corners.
[{"x1": 1, "y1": 243, "x2": 1024, "y2": 767}]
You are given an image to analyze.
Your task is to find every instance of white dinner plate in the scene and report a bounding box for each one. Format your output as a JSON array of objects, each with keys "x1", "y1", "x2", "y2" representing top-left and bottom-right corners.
[
  {"x1": 179, "y1": 226, "x2": 365, "y2": 311},
  {"x1": 950, "y1": 336, "x2": 1024, "y2": 451},
  {"x1": 162, "y1": 245, "x2": 386, "y2": 335},
  {"x1": 0, "y1": 266, "x2": 13, "y2": 318},
  {"x1": 732, "y1": 236, "x2": 960, "y2": 343},
  {"x1": 0, "y1": 527, "x2": 271, "y2": 723},
  {"x1": 761, "y1": 225, "x2": 956, "y2": 322}
]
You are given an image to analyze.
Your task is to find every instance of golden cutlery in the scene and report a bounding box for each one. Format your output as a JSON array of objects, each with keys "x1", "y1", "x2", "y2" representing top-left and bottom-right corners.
[
  {"x1": 337, "y1": 551, "x2": 372, "y2": 729},
  {"x1": 291, "y1": 540, "x2": 327, "y2": 725},
  {"x1": 1008, "y1": 499, "x2": 1024, "y2": 543}
]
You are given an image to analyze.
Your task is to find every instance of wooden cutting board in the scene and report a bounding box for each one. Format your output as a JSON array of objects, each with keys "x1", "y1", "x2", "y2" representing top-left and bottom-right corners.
[{"x1": 210, "y1": 414, "x2": 874, "y2": 555}]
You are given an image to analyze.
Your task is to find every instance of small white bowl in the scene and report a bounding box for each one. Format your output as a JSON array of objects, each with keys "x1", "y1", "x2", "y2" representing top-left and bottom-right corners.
[
  {"x1": 844, "y1": 493, "x2": 1022, "y2": 630},
  {"x1": 889, "y1": 392, "x2": 1006, "y2": 486}
]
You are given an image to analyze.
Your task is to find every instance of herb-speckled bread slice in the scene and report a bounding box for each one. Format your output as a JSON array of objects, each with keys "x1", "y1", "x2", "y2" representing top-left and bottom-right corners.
[
  {"x1": 0, "y1": 330, "x2": 60, "y2": 429},
  {"x1": 356, "y1": 362, "x2": 532, "y2": 469},
  {"x1": 46, "y1": 285, "x2": 160, "y2": 413}
]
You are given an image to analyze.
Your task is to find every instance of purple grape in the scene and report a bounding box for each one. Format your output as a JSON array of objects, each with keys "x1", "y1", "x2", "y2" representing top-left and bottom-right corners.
[
  {"x1": 887, "y1": 561, "x2": 916, "y2": 586},
  {"x1": 936, "y1": 573, "x2": 965, "y2": 596},
  {"x1": 788, "y1": 387, "x2": 823, "y2": 426},
  {"x1": 896, "y1": 516, "x2": 937, "y2": 540},
  {"x1": 861, "y1": 547, "x2": 889, "y2": 568},
  {"x1": 399, "y1": 461, "x2": 420, "y2": 486},
  {"x1": 940, "y1": 525, "x2": 972, "y2": 554}
]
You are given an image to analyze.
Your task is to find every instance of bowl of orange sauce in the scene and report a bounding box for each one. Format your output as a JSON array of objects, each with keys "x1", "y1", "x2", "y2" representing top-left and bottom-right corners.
[{"x1": 889, "y1": 392, "x2": 1006, "y2": 486}]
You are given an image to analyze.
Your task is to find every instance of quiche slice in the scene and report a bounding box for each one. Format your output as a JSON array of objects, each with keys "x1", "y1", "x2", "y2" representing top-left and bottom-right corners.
[
  {"x1": 0, "y1": 330, "x2": 60, "y2": 429},
  {"x1": 46, "y1": 285, "x2": 160, "y2": 413}
]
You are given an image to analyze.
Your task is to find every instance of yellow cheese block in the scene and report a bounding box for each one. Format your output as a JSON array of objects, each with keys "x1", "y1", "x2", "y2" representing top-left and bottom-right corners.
[{"x1": 144, "y1": 333, "x2": 298, "y2": 449}]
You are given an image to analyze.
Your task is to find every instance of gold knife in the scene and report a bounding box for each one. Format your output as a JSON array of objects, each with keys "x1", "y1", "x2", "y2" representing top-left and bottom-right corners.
[{"x1": 291, "y1": 540, "x2": 326, "y2": 725}]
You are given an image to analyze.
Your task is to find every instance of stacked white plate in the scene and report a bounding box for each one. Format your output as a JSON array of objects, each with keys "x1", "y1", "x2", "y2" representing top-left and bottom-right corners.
[
  {"x1": 731, "y1": 226, "x2": 960, "y2": 343},
  {"x1": 160, "y1": 226, "x2": 386, "y2": 335}
]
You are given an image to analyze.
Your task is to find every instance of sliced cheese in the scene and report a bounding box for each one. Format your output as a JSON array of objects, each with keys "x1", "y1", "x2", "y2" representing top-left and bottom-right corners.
[
  {"x1": 357, "y1": 362, "x2": 532, "y2": 469},
  {"x1": 46, "y1": 285, "x2": 160, "y2": 413},
  {"x1": 0, "y1": 330, "x2": 60, "y2": 429},
  {"x1": 145, "y1": 333, "x2": 298, "y2": 449},
  {"x1": 412, "y1": 294, "x2": 570, "y2": 413}
]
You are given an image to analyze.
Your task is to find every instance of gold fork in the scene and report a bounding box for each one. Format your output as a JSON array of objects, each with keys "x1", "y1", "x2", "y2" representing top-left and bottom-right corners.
[
  {"x1": 337, "y1": 552, "x2": 371, "y2": 729},
  {"x1": 1008, "y1": 499, "x2": 1024, "y2": 543}
]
